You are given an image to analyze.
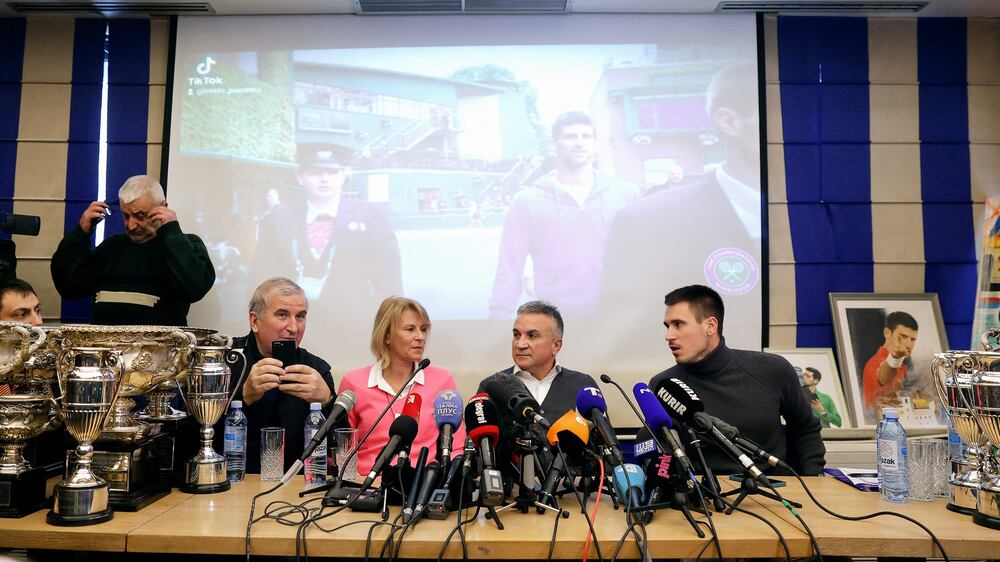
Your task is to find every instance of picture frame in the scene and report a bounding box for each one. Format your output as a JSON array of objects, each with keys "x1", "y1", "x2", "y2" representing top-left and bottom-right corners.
[
  {"x1": 764, "y1": 347, "x2": 853, "y2": 429},
  {"x1": 829, "y1": 293, "x2": 949, "y2": 429}
]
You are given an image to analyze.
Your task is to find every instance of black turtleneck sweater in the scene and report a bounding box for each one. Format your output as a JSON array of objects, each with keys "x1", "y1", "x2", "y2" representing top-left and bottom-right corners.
[{"x1": 649, "y1": 339, "x2": 826, "y2": 476}]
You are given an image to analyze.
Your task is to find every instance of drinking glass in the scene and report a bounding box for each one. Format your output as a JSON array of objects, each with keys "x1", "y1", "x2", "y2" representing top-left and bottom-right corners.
[
  {"x1": 907, "y1": 438, "x2": 934, "y2": 501},
  {"x1": 930, "y1": 439, "x2": 950, "y2": 498},
  {"x1": 260, "y1": 427, "x2": 285, "y2": 482},
  {"x1": 334, "y1": 427, "x2": 359, "y2": 482}
]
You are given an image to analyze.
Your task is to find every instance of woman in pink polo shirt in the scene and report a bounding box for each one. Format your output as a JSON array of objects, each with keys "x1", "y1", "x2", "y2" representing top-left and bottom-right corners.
[{"x1": 339, "y1": 296, "x2": 466, "y2": 476}]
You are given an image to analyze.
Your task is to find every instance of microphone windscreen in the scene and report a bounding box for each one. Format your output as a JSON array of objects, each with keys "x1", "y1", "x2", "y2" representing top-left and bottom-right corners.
[
  {"x1": 389, "y1": 414, "x2": 420, "y2": 446},
  {"x1": 334, "y1": 390, "x2": 357, "y2": 412},
  {"x1": 632, "y1": 426, "x2": 658, "y2": 463},
  {"x1": 612, "y1": 464, "x2": 646, "y2": 503},
  {"x1": 575, "y1": 386, "x2": 608, "y2": 415},
  {"x1": 546, "y1": 409, "x2": 590, "y2": 452},
  {"x1": 465, "y1": 393, "x2": 500, "y2": 442},
  {"x1": 416, "y1": 358, "x2": 431, "y2": 371},
  {"x1": 433, "y1": 389, "x2": 463, "y2": 429},
  {"x1": 401, "y1": 392, "x2": 422, "y2": 419},
  {"x1": 651, "y1": 377, "x2": 704, "y2": 423},
  {"x1": 483, "y1": 376, "x2": 530, "y2": 411},
  {"x1": 633, "y1": 382, "x2": 672, "y2": 432}
]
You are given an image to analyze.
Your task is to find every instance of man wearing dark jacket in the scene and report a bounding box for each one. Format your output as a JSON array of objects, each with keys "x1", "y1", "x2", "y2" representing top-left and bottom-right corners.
[
  {"x1": 229, "y1": 277, "x2": 336, "y2": 473},
  {"x1": 50, "y1": 175, "x2": 214, "y2": 326},
  {"x1": 650, "y1": 285, "x2": 825, "y2": 475}
]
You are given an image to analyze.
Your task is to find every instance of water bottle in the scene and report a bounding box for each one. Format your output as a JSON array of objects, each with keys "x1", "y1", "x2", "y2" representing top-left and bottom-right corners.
[
  {"x1": 224, "y1": 400, "x2": 247, "y2": 483},
  {"x1": 876, "y1": 407, "x2": 909, "y2": 503},
  {"x1": 947, "y1": 417, "x2": 965, "y2": 460},
  {"x1": 303, "y1": 403, "x2": 327, "y2": 485}
]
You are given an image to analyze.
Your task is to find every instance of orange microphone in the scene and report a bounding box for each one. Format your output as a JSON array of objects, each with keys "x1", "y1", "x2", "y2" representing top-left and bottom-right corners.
[{"x1": 541, "y1": 410, "x2": 592, "y2": 505}]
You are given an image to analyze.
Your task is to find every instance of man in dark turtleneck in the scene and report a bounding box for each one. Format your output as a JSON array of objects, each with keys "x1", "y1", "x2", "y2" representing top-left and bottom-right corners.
[{"x1": 650, "y1": 284, "x2": 825, "y2": 475}]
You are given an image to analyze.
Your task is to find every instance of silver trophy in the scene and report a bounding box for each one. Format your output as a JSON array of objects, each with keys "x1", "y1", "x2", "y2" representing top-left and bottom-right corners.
[
  {"x1": 177, "y1": 337, "x2": 247, "y2": 493},
  {"x1": 47, "y1": 347, "x2": 123, "y2": 526},
  {"x1": 50, "y1": 325, "x2": 196, "y2": 511},
  {"x1": 0, "y1": 321, "x2": 57, "y2": 517},
  {"x1": 141, "y1": 327, "x2": 217, "y2": 421},
  {"x1": 932, "y1": 351, "x2": 989, "y2": 515},
  {"x1": 969, "y1": 339, "x2": 1000, "y2": 530}
]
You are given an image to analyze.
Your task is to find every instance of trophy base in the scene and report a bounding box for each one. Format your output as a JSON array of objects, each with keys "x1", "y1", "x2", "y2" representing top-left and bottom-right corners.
[
  {"x1": 47, "y1": 481, "x2": 113, "y2": 526},
  {"x1": 66, "y1": 434, "x2": 172, "y2": 512},
  {"x1": 0, "y1": 466, "x2": 48, "y2": 518},
  {"x1": 972, "y1": 512, "x2": 1000, "y2": 530},
  {"x1": 947, "y1": 481, "x2": 978, "y2": 515},
  {"x1": 181, "y1": 479, "x2": 230, "y2": 494}
]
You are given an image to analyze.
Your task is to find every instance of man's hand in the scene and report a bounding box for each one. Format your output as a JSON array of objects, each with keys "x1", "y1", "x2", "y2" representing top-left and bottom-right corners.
[
  {"x1": 811, "y1": 399, "x2": 825, "y2": 414},
  {"x1": 279, "y1": 364, "x2": 333, "y2": 405},
  {"x1": 242, "y1": 358, "x2": 283, "y2": 405},
  {"x1": 147, "y1": 206, "x2": 178, "y2": 230},
  {"x1": 889, "y1": 338, "x2": 911, "y2": 360},
  {"x1": 78, "y1": 201, "x2": 109, "y2": 234}
]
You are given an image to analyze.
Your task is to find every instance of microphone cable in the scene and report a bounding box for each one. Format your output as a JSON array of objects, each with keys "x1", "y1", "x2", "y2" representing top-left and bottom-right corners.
[
  {"x1": 692, "y1": 478, "x2": 792, "y2": 562},
  {"x1": 783, "y1": 465, "x2": 950, "y2": 562},
  {"x1": 436, "y1": 469, "x2": 476, "y2": 562},
  {"x1": 554, "y1": 443, "x2": 605, "y2": 562}
]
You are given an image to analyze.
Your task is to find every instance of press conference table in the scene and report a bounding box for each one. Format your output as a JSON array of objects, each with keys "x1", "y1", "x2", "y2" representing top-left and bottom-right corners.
[{"x1": 0, "y1": 476, "x2": 996, "y2": 558}]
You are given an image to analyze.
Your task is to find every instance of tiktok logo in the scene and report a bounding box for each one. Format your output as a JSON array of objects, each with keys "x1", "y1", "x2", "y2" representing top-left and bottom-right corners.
[{"x1": 196, "y1": 56, "x2": 216, "y2": 75}]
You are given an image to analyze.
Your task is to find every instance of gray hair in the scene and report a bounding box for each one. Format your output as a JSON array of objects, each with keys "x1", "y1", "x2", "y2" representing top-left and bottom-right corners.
[
  {"x1": 517, "y1": 300, "x2": 564, "y2": 338},
  {"x1": 249, "y1": 277, "x2": 305, "y2": 316},
  {"x1": 118, "y1": 175, "x2": 166, "y2": 205}
]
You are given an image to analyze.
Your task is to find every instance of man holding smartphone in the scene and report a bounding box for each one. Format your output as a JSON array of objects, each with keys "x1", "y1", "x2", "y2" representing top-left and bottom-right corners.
[
  {"x1": 228, "y1": 277, "x2": 336, "y2": 473},
  {"x1": 50, "y1": 174, "x2": 215, "y2": 325}
]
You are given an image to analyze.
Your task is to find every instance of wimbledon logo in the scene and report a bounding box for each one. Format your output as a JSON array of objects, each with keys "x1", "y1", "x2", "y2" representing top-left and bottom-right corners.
[{"x1": 704, "y1": 247, "x2": 760, "y2": 296}]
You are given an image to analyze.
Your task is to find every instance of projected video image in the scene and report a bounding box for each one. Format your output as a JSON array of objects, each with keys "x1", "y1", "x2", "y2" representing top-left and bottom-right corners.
[{"x1": 173, "y1": 39, "x2": 759, "y2": 333}]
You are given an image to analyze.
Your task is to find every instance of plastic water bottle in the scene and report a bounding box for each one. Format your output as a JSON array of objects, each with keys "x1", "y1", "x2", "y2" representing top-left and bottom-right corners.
[
  {"x1": 303, "y1": 403, "x2": 327, "y2": 485},
  {"x1": 947, "y1": 418, "x2": 965, "y2": 460},
  {"x1": 224, "y1": 400, "x2": 247, "y2": 483},
  {"x1": 876, "y1": 407, "x2": 908, "y2": 503}
]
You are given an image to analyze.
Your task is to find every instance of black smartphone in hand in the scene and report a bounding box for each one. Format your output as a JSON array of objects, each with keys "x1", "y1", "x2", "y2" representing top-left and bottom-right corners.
[{"x1": 271, "y1": 340, "x2": 299, "y2": 380}]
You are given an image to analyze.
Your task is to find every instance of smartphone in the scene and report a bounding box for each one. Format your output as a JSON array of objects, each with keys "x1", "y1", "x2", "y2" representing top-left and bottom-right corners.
[
  {"x1": 729, "y1": 474, "x2": 786, "y2": 487},
  {"x1": 271, "y1": 340, "x2": 299, "y2": 374}
]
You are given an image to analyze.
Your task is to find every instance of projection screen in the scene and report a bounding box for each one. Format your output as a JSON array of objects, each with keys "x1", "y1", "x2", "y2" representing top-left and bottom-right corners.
[{"x1": 167, "y1": 14, "x2": 763, "y2": 422}]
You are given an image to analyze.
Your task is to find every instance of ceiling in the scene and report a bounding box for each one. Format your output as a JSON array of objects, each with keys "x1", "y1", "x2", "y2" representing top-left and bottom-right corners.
[{"x1": 2, "y1": 0, "x2": 999, "y2": 17}]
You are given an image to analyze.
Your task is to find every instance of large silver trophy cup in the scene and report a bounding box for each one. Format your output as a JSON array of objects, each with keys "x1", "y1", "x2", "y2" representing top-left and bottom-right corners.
[
  {"x1": 0, "y1": 321, "x2": 58, "y2": 517},
  {"x1": 141, "y1": 327, "x2": 217, "y2": 421},
  {"x1": 932, "y1": 351, "x2": 988, "y2": 515},
  {"x1": 177, "y1": 338, "x2": 247, "y2": 493},
  {"x1": 51, "y1": 325, "x2": 196, "y2": 511},
  {"x1": 968, "y1": 330, "x2": 1000, "y2": 530},
  {"x1": 47, "y1": 347, "x2": 123, "y2": 526}
]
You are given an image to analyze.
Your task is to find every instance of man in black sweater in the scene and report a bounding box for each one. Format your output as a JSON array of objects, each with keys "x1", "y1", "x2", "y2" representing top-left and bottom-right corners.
[
  {"x1": 650, "y1": 285, "x2": 825, "y2": 476},
  {"x1": 51, "y1": 175, "x2": 215, "y2": 326}
]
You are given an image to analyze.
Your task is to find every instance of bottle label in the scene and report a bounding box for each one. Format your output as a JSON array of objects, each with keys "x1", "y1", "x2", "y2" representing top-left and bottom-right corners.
[
  {"x1": 878, "y1": 438, "x2": 900, "y2": 473},
  {"x1": 224, "y1": 427, "x2": 246, "y2": 453}
]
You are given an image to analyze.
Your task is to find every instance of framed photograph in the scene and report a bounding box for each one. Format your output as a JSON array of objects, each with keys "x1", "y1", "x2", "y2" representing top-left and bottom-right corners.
[
  {"x1": 764, "y1": 348, "x2": 853, "y2": 429},
  {"x1": 829, "y1": 293, "x2": 949, "y2": 429}
]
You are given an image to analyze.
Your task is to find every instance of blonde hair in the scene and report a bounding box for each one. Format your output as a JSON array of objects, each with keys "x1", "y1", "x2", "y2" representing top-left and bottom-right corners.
[{"x1": 370, "y1": 296, "x2": 430, "y2": 370}]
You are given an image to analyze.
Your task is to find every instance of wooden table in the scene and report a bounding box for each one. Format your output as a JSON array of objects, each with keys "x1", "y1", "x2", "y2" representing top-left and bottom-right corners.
[{"x1": 0, "y1": 475, "x2": 996, "y2": 558}]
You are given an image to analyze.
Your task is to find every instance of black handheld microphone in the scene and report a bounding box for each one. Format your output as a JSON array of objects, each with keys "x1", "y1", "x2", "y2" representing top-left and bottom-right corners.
[
  {"x1": 575, "y1": 386, "x2": 625, "y2": 467},
  {"x1": 690, "y1": 411, "x2": 766, "y2": 481},
  {"x1": 464, "y1": 393, "x2": 504, "y2": 505},
  {"x1": 411, "y1": 460, "x2": 444, "y2": 522},
  {"x1": 633, "y1": 383, "x2": 695, "y2": 475},
  {"x1": 402, "y1": 446, "x2": 429, "y2": 523},
  {"x1": 426, "y1": 454, "x2": 463, "y2": 520},
  {"x1": 362, "y1": 414, "x2": 419, "y2": 489},
  {"x1": 483, "y1": 376, "x2": 551, "y2": 429}
]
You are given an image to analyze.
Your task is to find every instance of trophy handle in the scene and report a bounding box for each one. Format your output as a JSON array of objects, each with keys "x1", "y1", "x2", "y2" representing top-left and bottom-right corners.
[
  {"x1": 0, "y1": 325, "x2": 34, "y2": 377},
  {"x1": 55, "y1": 348, "x2": 75, "y2": 400},
  {"x1": 982, "y1": 328, "x2": 1000, "y2": 351},
  {"x1": 104, "y1": 349, "x2": 124, "y2": 408},
  {"x1": 26, "y1": 325, "x2": 46, "y2": 356},
  {"x1": 226, "y1": 348, "x2": 248, "y2": 405},
  {"x1": 169, "y1": 330, "x2": 198, "y2": 384},
  {"x1": 930, "y1": 354, "x2": 950, "y2": 409},
  {"x1": 41, "y1": 396, "x2": 63, "y2": 433}
]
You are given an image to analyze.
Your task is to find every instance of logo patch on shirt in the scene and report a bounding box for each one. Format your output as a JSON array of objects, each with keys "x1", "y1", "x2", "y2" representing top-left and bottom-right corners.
[{"x1": 704, "y1": 247, "x2": 759, "y2": 295}]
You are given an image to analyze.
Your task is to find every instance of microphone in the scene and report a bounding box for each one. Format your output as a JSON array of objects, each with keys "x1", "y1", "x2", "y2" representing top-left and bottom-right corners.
[
  {"x1": 362, "y1": 413, "x2": 419, "y2": 489},
  {"x1": 575, "y1": 386, "x2": 625, "y2": 466},
  {"x1": 541, "y1": 410, "x2": 591, "y2": 505},
  {"x1": 464, "y1": 393, "x2": 504, "y2": 505},
  {"x1": 402, "y1": 446, "x2": 429, "y2": 523},
  {"x1": 631, "y1": 426, "x2": 660, "y2": 473},
  {"x1": 426, "y1": 455, "x2": 463, "y2": 520},
  {"x1": 483, "y1": 376, "x2": 551, "y2": 429},
  {"x1": 411, "y1": 460, "x2": 444, "y2": 522},
  {"x1": 433, "y1": 389, "x2": 463, "y2": 467},
  {"x1": 691, "y1": 411, "x2": 766, "y2": 482},
  {"x1": 633, "y1": 383, "x2": 695, "y2": 475},
  {"x1": 635, "y1": 427, "x2": 672, "y2": 513},
  {"x1": 612, "y1": 463, "x2": 646, "y2": 510}
]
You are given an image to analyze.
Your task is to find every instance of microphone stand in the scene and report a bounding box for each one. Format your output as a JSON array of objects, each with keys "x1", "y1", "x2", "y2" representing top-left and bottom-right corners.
[
  {"x1": 684, "y1": 426, "x2": 725, "y2": 512},
  {"x1": 492, "y1": 423, "x2": 565, "y2": 518},
  {"x1": 316, "y1": 361, "x2": 428, "y2": 503}
]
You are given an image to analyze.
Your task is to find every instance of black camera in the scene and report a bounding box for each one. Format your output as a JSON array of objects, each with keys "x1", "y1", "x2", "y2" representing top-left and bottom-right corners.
[{"x1": 0, "y1": 211, "x2": 42, "y2": 281}]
